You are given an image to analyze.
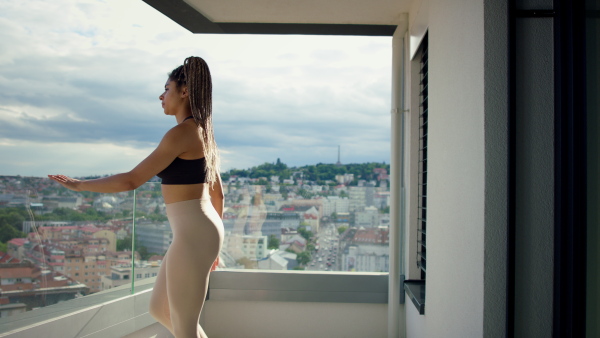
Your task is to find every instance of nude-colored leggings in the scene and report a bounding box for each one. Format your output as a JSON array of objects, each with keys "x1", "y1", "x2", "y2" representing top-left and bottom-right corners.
[{"x1": 149, "y1": 198, "x2": 224, "y2": 338}]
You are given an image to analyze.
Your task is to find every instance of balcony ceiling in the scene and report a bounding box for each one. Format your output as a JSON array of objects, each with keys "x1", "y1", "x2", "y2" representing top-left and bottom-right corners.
[{"x1": 142, "y1": 0, "x2": 411, "y2": 36}]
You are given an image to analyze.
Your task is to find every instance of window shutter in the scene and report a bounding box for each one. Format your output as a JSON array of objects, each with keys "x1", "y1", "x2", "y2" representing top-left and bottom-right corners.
[{"x1": 417, "y1": 34, "x2": 428, "y2": 279}]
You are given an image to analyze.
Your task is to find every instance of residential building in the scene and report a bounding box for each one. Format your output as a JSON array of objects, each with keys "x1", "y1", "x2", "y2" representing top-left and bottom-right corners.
[
  {"x1": 0, "y1": 260, "x2": 88, "y2": 314},
  {"x1": 322, "y1": 196, "x2": 350, "y2": 216},
  {"x1": 101, "y1": 262, "x2": 160, "y2": 290},
  {"x1": 355, "y1": 206, "x2": 380, "y2": 227},
  {"x1": 6, "y1": 238, "x2": 27, "y2": 261},
  {"x1": 41, "y1": 196, "x2": 82, "y2": 210},
  {"x1": 257, "y1": 252, "x2": 288, "y2": 270},
  {"x1": 22, "y1": 221, "x2": 72, "y2": 234},
  {"x1": 135, "y1": 222, "x2": 173, "y2": 255},
  {"x1": 341, "y1": 227, "x2": 389, "y2": 272},
  {"x1": 348, "y1": 186, "x2": 367, "y2": 212}
]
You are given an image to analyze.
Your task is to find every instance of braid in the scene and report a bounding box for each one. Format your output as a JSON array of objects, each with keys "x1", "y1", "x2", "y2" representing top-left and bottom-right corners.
[{"x1": 169, "y1": 57, "x2": 220, "y2": 187}]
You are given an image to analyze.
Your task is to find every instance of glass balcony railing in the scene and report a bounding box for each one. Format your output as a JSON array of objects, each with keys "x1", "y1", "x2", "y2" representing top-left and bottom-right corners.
[
  {"x1": 131, "y1": 178, "x2": 391, "y2": 276},
  {"x1": 217, "y1": 180, "x2": 390, "y2": 273},
  {"x1": 0, "y1": 178, "x2": 141, "y2": 327},
  {"x1": 0, "y1": 171, "x2": 391, "y2": 329}
]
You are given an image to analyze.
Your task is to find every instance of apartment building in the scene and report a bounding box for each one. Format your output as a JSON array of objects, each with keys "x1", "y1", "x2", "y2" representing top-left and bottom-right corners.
[
  {"x1": 101, "y1": 262, "x2": 160, "y2": 290},
  {"x1": 135, "y1": 222, "x2": 173, "y2": 255}
]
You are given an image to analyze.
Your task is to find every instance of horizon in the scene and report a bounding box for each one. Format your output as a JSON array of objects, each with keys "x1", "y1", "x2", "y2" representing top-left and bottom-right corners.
[{"x1": 1, "y1": 159, "x2": 390, "y2": 179}]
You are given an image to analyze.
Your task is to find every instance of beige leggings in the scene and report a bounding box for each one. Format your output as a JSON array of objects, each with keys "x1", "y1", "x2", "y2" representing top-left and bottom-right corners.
[{"x1": 149, "y1": 198, "x2": 224, "y2": 338}]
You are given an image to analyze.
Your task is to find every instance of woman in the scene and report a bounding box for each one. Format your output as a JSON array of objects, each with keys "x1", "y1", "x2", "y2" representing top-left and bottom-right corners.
[{"x1": 48, "y1": 56, "x2": 224, "y2": 338}]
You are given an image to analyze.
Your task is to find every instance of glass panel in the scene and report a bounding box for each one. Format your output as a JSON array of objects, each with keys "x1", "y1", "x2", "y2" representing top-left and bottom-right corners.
[
  {"x1": 0, "y1": 178, "x2": 135, "y2": 324},
  {"x1": 587, "y1": 0, "x2": 600, "y2": 336},
  {"x1": 131, "y1": 181, "x2": 166, "y2": 292},
  {"x1": 221, "y1": 167, "x2": 391, "y2": 272},
  {"x1": 128, "y1": 172, "x2": 392, "y2": 278}
]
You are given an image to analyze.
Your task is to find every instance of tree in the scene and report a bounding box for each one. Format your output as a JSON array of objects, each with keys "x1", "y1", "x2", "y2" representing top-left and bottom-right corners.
[
  {"x1": 296, "y1": 251, "x2": 311, "y2": 266},
  {"x1": 280, "y1": 185, "x2": 288, "y2": 199},
  {"x1": 268, "y1": 235, "x2": 280, "y2": 249},
  {"x1": 337, "y1": 226, "x2": 348, "y2": 235},
  {"x1": 297, "y1": 188, "x2": 313, "y2": 199},
  {"x1": 0, "y1": 220, "x2": 24, "y2": 243},
  {"x1": 256, "y1": 178, "x2": 268, "y2": 186},
  {"x1": 136, "y1": 245, "x2": 150, "y2": 260},
  {"x1": 117, "y1": 235, "x2": 134, "y2": 251},
  {"x1": 297, "y1": 225, "x2": 313, "y2": 242}
]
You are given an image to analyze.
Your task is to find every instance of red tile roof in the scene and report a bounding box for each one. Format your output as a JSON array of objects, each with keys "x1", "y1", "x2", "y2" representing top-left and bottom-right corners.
[
  {"x1": 0, "y1": 267, "x2": 34, "y2": 279},
  {"x1": 8, "y1": 238, "x2": 27, "y2": 246},
  {"x1": 353, "y1": 228, "x2": 389, "y2": 244},
  {"x1": 0, "y1": 252, "x2": 20, "y2": 264}
]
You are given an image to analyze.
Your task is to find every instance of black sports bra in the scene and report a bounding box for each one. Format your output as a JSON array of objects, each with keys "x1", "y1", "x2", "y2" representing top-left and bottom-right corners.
[{"x1": 157, "y1": 157, "x2": 207, "y2": 185}]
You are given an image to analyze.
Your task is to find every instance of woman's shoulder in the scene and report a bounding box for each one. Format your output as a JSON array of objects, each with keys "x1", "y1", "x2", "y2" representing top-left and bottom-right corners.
[
  {"x1": 162, "y1": 122, "x2": 203, "y2": 151},
  {"x1": 165, "y1": 121, "x2": 199, "y2": 137}
]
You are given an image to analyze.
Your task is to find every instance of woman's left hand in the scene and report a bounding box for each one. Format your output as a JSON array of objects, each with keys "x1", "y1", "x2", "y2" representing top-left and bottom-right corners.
[
  {"x1": 211, "y1": 256, "x2": 220, "y2": 271},
  {"x1": 48, "y1": 174, "x2": 82, "y2": 192}
]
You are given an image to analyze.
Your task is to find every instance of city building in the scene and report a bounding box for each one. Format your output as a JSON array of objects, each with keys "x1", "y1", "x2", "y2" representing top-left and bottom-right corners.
[
  {"x1": 61, "y1": 250, "x2": 134, "y2": 293},
  {"x1": 6, "y1": 238, "x2": 27, "y2": 261},
  {"x1": 135, "y1": 222, "x2": 173, "y2": 255},
  {"x1": 0, "y1": 259, "x2": 88, "y2": 312},
  {"x1": 348, "y1": 186, "x2": 367, "y2": 212},
  {"x1": 101, "y1": 262, "x2": 160, "y2": 290},
  {"x1": 257, "y1": 252, "x2": 288, "y2": 270},
  {"x1": 322, "y1": 196, "x2": 350, "y2": 216},
  {"x1": 355, "y1": 206, "x2": 380, "y2": 227},
  {"x1": 41, "y1": 196, "x2": 82, "y2": 210},
  {"x1": 340, "y1": 227, "x2": 390, "y2": 272},
  {"x1": 22, "y1": 221, "x2": 72, "y2": 234}
]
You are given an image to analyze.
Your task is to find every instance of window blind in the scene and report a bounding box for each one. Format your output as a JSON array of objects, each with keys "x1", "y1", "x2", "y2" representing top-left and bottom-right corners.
[{"x1": 417, "y1": 33, "x2": 428, "y2": 279}]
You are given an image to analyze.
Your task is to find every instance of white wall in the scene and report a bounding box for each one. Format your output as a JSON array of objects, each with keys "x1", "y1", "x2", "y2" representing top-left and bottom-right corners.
[
  {"x1": 407, "y1": 0, "x2": 488, "y2": 336},
  {"x1": 427, "y1": 0, "x2": 486, "y2": 335},
  {"x1": 201, "y1": 301, "x2": 387, "y2": 338}
]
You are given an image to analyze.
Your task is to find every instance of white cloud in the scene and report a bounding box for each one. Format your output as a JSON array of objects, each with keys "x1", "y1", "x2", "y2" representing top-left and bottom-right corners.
[
  {"x1": 0, "y1": 138, "x2": 153, "y2": 177},
  {"x1": 0, "y1": 0, "x2": 391, "y2": 177}
]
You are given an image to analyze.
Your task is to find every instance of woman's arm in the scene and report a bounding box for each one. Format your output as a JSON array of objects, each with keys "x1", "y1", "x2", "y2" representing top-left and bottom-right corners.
[
  {"x1": 209, "y1": 172, "x2": 224, "y2": 218},
  {"x1": 49, "y1": 126, "x2": 188, "y2": 193},
  {"x1": 48, "y1": 172, "x2": 137, "y2": 193}
]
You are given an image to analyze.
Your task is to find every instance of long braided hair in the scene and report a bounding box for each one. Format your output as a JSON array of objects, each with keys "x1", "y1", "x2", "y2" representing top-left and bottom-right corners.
[{"x1": 169, "y1": 56, "x2": 220, "y2": 187}]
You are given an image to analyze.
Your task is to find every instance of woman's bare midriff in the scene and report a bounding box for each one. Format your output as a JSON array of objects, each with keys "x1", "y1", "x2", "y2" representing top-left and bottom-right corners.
[{"x1": 161, "y1": 183, "x2": 208, "y2": 204}]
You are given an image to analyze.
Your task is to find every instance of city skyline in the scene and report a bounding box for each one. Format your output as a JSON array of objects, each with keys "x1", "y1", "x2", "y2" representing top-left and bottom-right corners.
[{"x1": 0, "y1": 0, "x2": 392, "y2": 178}]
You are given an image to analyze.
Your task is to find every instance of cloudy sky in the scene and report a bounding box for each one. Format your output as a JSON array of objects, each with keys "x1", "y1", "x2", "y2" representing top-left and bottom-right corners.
[{"x1": 0, "y1": 0, "x2": 392, "y2": 177}]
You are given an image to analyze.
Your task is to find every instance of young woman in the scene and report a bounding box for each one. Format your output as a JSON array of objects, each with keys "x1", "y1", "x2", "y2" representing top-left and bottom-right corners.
[{"x1": 49, "y1": 56, "x2": 224, "y2": 338}]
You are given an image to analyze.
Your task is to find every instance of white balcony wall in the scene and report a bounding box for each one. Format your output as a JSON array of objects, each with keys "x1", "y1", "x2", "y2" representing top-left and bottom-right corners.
[
  {"x1": 427, "y1": 0, "x2": 485, "y2": 336},
  {"x1": 404, "y1": 0, "x2": 510, "y2": 336},
  {"x1": 201, "y1": 301, "x2": 387, "y2": 338}
]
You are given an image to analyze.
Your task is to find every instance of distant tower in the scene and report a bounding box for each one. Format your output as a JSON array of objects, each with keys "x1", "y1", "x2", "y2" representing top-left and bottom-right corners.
[{"x1": 336, "y1": 145, "x2": 342, "y2": 166}]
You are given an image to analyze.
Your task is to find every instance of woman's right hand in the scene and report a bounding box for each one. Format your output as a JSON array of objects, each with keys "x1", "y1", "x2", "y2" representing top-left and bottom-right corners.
[{"x1": 48, "y1": 174, "x2": 82, "y2": 192}]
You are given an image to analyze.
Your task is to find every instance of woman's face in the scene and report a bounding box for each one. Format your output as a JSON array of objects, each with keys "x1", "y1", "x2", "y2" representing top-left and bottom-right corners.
[{"x1": 159, "y1": 80, "x2": 187, "y2": 116}]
